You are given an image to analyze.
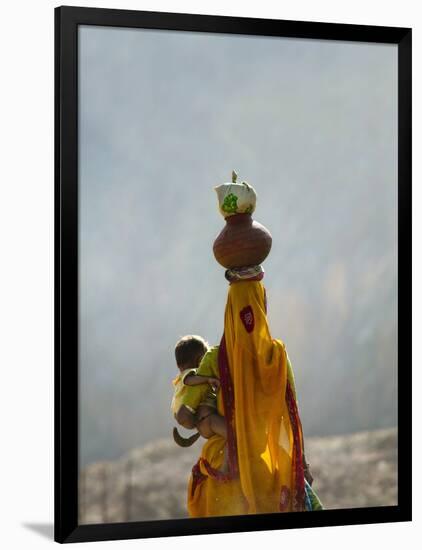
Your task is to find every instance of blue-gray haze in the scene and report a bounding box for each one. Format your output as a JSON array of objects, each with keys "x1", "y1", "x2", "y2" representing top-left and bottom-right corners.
[{"x1": 79, "y1": 26, "x2": 397, "y2": 468}]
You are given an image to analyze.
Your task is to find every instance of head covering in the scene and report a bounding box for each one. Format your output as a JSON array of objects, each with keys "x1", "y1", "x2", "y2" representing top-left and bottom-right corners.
[{"x1": 223, "y1": 280, "x2": 305, "y2": 513}]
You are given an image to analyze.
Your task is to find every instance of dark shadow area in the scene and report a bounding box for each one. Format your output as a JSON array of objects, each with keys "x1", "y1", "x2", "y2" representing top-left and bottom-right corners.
[{"x1": 22, "y1": 523, "x2": 54, "y2": 540}]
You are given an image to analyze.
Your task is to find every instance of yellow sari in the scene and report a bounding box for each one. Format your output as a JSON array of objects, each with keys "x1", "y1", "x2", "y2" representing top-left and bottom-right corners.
[{"x1": 187, "y1": 280, "x2": 306, "y2": 516}]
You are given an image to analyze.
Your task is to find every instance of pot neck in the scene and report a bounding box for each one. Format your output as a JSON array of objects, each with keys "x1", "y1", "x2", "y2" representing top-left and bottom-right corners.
[{"x1": 224, "y1": 213, "x2": 252, "y2": 225}]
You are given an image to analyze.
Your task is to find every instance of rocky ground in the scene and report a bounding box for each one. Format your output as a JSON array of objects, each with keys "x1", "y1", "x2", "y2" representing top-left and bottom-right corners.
[{"x1": 79, "y1": 427, "x2": 397, "y2": 524}]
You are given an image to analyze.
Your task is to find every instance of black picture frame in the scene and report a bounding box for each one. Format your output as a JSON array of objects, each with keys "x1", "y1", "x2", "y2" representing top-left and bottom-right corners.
[{"x1": 54, "y1": 5, "x2": 412, "y2": 544}]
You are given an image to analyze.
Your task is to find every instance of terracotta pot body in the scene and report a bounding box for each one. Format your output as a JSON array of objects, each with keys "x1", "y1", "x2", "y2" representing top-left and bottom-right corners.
[{"x1": 213, "y1": 213, "x2": 272, "y2": 269}]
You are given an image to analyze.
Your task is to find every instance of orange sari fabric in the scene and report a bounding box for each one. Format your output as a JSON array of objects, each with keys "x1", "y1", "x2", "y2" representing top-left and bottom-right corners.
[{"x1": 187, "y1": 280, "x2": 305, "y2": 517}]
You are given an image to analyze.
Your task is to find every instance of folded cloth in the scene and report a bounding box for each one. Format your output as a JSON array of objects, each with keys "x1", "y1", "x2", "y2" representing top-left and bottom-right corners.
[
  {"x1": 304, "y1": 479, "x2": 324, "y2": 511},
  {"x1": 225, "y1": 265, "x2": 264, "y2": 282}
]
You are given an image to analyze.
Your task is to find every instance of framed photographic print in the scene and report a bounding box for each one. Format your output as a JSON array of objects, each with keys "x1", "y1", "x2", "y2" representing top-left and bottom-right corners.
[{"x1": 54, "y1": 5, "x2": 411, "y2": 544}]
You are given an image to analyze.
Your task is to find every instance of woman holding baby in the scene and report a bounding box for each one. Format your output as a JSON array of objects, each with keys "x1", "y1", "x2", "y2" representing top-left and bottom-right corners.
[{"x1": 179, "y1": 173, "x2": 322, "y2": 516}]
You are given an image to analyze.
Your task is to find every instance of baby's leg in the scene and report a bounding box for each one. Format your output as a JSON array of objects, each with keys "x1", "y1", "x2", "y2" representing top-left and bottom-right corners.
[
  {"x1": 197, "y1": 405, "x2": 227, "y2": 439},
  {"x1": 197, "y1": 416, "x2": 213, "y2": 439},
  {"x1": 208, "y1": 414, "x2": 227, "y2": 439},
  {"x1": 196, "y1": 405, "x2": 215, "y2": 438},
  {"x1": 196, "y1": 406, "x2": 229, "y2": 473}
]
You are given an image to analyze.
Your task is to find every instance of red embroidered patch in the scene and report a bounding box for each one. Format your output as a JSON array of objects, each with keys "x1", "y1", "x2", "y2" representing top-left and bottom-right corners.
[{"x1": 240, "y1": 305, "x2": 255, "y2": 333}]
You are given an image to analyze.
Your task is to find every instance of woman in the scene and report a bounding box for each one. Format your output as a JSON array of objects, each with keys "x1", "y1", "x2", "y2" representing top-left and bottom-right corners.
[{"x1": 184, "y1": 277, "x2": 322, "y2": 516}]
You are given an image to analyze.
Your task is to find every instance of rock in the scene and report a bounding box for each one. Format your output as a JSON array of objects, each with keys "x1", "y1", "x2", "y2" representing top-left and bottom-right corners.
[{"x1": 79, "y1": 427, "x2": 397, "y2": 523}]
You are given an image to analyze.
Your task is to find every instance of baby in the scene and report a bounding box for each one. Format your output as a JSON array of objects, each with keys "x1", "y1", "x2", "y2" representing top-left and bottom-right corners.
[{"x1": 172, "y1": 335, "x2": 227, "y2": 444}]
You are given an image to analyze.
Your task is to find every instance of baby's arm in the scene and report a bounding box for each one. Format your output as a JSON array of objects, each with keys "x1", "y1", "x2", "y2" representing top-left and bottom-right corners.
[{"x1": 184, "y1": 374, "x2": 220, "y2": 390}]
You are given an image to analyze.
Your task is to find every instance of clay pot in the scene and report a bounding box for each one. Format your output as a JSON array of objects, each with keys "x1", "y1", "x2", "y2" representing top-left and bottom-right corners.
[{"x1": 213, "y1": 213, "x2": 272, "y2": 269}]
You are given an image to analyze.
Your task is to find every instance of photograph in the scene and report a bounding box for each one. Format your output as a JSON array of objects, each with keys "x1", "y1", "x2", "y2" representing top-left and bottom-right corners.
[
  {"x1": 0, "y1": 0, "x2": 416, "y2": 548},
  {"x1": 76, "y1": 22, "x2": 399, "y2": 524}
]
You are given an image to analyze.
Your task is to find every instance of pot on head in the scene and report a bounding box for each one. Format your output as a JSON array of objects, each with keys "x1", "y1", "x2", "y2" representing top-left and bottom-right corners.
[{"x1": 213, "y1": 171, "x2": 272, "y2": 269}]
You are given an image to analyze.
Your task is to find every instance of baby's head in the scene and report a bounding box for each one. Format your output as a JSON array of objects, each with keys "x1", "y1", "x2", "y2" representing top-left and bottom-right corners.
[{"x1": 174, "y1": 335, "x2": 209, "y2": 371}]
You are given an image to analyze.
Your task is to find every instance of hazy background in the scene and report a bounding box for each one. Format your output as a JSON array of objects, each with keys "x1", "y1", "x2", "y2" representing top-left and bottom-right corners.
[{"x1": 78, "y1": 26, "x2": 397, "y2": 469}]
